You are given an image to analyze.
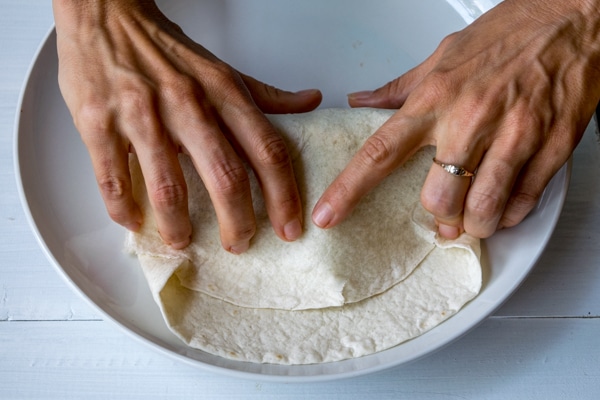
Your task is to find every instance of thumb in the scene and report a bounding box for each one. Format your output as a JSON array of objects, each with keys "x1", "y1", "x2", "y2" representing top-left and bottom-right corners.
[
  {"x1": 348, "y1": 70, "x2": 421, "y2": 109},
  {"x1": 240, "y1": 73, "x2": 322, "y2": 114},
  {"x1": 347, "y1": 64, "x2": 429, "y2": 109}
]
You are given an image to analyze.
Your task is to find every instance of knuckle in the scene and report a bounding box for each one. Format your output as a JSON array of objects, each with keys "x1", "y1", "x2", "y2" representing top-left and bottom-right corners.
[
  {"x1": 261, "y1": 82, "x2": 283, "y2": 100},
  {"x1": 438, "y1": 32, "x2": 459, "y2": 50},
  {"x1": 420, "y1": 70, "x2": 454, "y2": 105},
  {"x1": 255, "y1": 135, "x2": 292, "y2": 168},
  {"x1": 195, "y1": 62, "x2": 251, "y2": 110},
  {"x1": 150, "y1": 179, "x2": 187, "y2": 210},
  {"x1": 209, "y1": 161, "x2": 250, "y2": 198},
  {"x1": 99, "y1": 174, "x2": 129, "y2": 201},
  {"x1": 168, "y1": 21, "x2": 185, "y2": 35},
  {"x1": 210, "y1": 61, "x2": 240, "y2": 84},
  {"x1": 504, "y1": 110, "x2": 544, "y2": 150},
  {"x1": 201, "y1": 60, "x2": 243, "y2": 92},
  {"x1": 120, "y1": 86, "x2": 155, "y2": 117},
  {"x1": 360, "y1": 135, "x2": 394, "y2": 167},
  {"x1": 97, "y1": 175, "x2": 132, "y2": 223},
  {"x1": 162, "y1": 74, "x2": 200, "y2": 105},
  {"x1": 502, "y1": 190, "x2": 540, "y2": 227},
  {"x1": 420, "y1": 190, "x2": 461, "y2": 220},
  {"x1": 75, "y1": 102, "x2": 113, "y2": 138},
  {"x1": 466, "y1": 189, "x2": 505, "y2": 222}
]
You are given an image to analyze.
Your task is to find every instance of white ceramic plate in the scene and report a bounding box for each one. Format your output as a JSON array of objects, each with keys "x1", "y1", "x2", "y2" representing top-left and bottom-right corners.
[{"x1": 15, "y1": 0, "x2": 571, "y2": 382}]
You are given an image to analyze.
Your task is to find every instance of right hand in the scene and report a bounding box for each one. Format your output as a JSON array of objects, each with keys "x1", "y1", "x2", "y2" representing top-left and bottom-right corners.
[
  {"x1": 313, "y1": 0, "x2": 600, "y2": 240},
  {"x1": 52, "y1": 0, "x2": 322, "y2": 253}
]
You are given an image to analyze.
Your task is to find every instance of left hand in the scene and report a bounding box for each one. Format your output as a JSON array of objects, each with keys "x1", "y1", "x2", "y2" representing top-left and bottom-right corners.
[
  {"x1": 53, "y1": 0, "x2": 322, "y2": 252},
  {"x1": 312, "y1": 0, "x2": 600, "y2": 239}
]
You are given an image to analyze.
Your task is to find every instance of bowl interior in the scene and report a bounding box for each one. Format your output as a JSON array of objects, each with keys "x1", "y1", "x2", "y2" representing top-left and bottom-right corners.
[{"x1": 15, "y1": 0, "x2": 569, "y2": 382}]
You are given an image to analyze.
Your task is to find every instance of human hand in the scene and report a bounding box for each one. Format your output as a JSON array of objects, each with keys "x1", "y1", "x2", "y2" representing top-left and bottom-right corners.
[
  {"x1": 52, "y1": 0, "x2": 322, "y2": 252},
  {"x1": 313, "y1": 0, "x2": 600, "y2": 239}
]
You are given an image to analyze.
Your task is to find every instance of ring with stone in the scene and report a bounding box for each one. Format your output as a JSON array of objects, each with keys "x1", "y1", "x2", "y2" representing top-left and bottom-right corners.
[{"x1": 432, "y1": 157, "x2": 476, "y2": 177}]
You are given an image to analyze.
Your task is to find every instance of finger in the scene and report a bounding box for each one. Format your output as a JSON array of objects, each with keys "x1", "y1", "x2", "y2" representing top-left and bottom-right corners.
[
  {"x1": 347, "y1": 66, "x2": 426, "y2": 109},
  {"x1": 498, "y1": 99, "x2": 590, "y2": 229},
  {"x1": 240, "y1": 73, "x2": 322, "y2": 114},
  {"x1": 420, "y1": 164, "x2": 471, "y2": 239},
  {"x1": 119, "y1": 91, "x2": 192, "y2": 249},
  {"x1": 221, "y1": 104, "x2": 304, "y2": 243},
  {"x1": 134, "y1": 144, "x2": 191, "y2": 249},
  {"x1": 462, "y1": 142, "x2": 530, "y2": 238},
  {"x1": 171, "y1": 59, "x2": 303, "y2": 243},
  {"x1": 85, "y1": 134, "x2": 143, "y2": 232},
  {"x1": 499, "y1": 169, "x2": 546, "y2": 230},
  {"x1": 313, "y1": 116, "x2": 425, "y2": 229},
  {"x1": 499, "y1": 141, "x2": 569, "y2": 230},
  {"x1": 420, "y1": 149, "x2": 482, "y2": 240},
  {"x1": 346, "y1": 34, "x2": 453, "y2": 109},
  {"x1": 173, "y1": 105, "x2": 257, "y2": 254}
]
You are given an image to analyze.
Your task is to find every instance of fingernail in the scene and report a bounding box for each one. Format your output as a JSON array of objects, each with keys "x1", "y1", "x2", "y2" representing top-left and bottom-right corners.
[
  {"x1": 171, "y1": 236, "x2": 191, "y2": 250},
  {"x1": 312, "y1": 202, "x2": 334, "y2": 228},
  {"x1": 283, "y1": 218, "x2": 302, "y2": 241},
  {"x1": 229, "y1": 241, "x2": 250, "y2": 255},
  {"x1": 347, "y1": 90, "x2": 374, "y2": 100},
  {"x1": 438, "y1": 224, "x2": 461, "y2": 239}
]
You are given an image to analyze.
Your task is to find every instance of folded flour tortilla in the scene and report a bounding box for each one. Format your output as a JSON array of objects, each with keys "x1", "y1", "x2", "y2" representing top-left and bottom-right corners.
[{"x1": 125, "y1": 108, "x2": 481, "y2": 364}]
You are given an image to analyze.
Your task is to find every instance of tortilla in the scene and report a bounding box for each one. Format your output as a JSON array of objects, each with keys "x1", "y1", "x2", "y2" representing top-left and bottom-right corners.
[
  {"x1": 125, "y1": 108, "x2": 481, "y2": 364},
  {"x1": 128, "y1": 108, "x2": 436, "y2": 310}
]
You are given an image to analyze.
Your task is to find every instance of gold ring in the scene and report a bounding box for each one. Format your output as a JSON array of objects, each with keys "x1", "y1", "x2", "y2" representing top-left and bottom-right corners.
[{"x1": 432, "y1": 158, "x2": 475, "y2": 177}]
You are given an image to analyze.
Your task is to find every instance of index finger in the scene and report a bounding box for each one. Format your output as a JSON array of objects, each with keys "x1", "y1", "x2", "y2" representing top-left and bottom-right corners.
[{"x1": 312, "y1": 115, "x2": 427, "y2": 229}]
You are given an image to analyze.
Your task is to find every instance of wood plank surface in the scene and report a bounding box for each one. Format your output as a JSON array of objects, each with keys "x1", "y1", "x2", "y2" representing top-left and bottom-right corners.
[{"x1": 1, "y1": 318, "x2": 599, "y2": 399}]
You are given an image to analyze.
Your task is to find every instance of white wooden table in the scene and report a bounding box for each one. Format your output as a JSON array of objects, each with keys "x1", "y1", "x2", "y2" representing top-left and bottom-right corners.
[{"x1": 2, "y1": 1, "x2": 600, "y2": 398}]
